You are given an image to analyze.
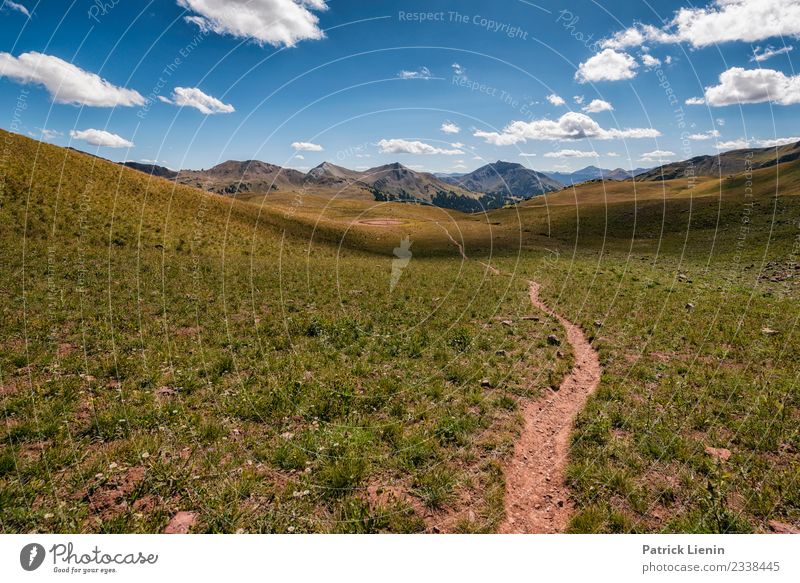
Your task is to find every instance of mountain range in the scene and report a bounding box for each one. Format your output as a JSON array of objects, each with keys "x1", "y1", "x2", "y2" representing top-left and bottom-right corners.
[
  {"x1": 544, "y1": 165, "x2": 651, "y2": 185},
  {"x1": 119, "y1": 141, "x2": 800, "y2": 213},
  {"x1": 634, "y1": 141, "x2": 800, "y2": 181}
]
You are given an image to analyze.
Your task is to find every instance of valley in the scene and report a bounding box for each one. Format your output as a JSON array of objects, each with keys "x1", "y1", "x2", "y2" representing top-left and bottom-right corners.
[{"x1": 1, "y1": 129, "x2": 798, "y2": 534}]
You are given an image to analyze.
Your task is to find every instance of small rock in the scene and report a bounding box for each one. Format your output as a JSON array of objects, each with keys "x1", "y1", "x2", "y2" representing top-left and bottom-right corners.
[
  {"x1": 495, "y1": 350, "x2": 507, "y2": 356},
  {"x1": 704, "y1": 446, "x2": 731, "y2": 462},
  {"x1": 768, "y1": 520, "x2": 800, "y2": 534},
  {"x1": 163, "y1": 511, "x2": 197, "y2": 534},
  {"x1": 761, "y1": 327, "x2": 778, "y2": 336},
  {"x1": 593, "y1": 321, "x2": 603, "y2": 328},
  {"x1": 547, "y1": 334, "x2": 560, "y2": 346},
  {"x1": 556, "y1": 350, "x2": 564, "y2": 359},
  {"x1": 501, "y1": 319, "x2": 513, "y2": 327},
  {"x1": 686, "y1": 303, "x2": 695, "y2": 311},
  {"x1": 522, "y1": 315, "x2": 539, "y2": 321},
  {"x1": 480, "y1": 378, "x2": 492, "y2": 388}
]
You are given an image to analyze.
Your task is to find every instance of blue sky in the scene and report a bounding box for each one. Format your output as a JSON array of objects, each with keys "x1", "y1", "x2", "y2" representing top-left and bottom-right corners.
[{"x1": 1, "y1": 0, "x2": 799, "y2": 173}]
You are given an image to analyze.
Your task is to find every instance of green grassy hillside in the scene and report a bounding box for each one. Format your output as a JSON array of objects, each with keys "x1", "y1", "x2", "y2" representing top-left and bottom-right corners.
[
  {"x1": 0, "y1": 130, "x2": 565, "y2": 533},
  {"x1": 2, "y1": 128, "x2": 798, "y2": 533}
]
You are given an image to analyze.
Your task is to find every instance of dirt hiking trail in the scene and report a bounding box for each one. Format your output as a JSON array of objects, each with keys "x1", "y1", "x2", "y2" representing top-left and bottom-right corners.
[
  {"x1": 499, "y1": 281, "x2": 601, "y2": 533},
  {"x1": 437, "y1": 225, "x2": 602, "y2": 533}
]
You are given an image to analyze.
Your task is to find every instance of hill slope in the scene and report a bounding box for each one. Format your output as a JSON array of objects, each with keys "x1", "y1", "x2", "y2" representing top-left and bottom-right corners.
[{"x1": 636, "y1": 141, "x2": 800, "y2": 181}]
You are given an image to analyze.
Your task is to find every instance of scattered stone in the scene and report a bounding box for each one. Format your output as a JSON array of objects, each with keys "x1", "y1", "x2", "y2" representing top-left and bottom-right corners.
[
  {"x1": 501, "y1": 319, "x2": 513, "y2": 327},
  {"x1": 556, "y1": 350, "x2": 564, "y2": 359},
  {"x1": 547, "y1": 334, "x2": 560, "y2": 346},
  {"x1": 768, "y1": 520, "x2": 799, "y2": 534},
  {"x1": 522, "y1": 315, "x2": 539, "y2": 321},
  {"x1": 685, "y1": 303, "x2": 695, "y2": 311},
  {"x1": 593, "y1": 321, "x2": 603, "y2": 328},
  {"x1": 495, "y1": 350, "x2": 507, "y2": 356},
  {"x1": 704, "y1": 446, "x2": 731, "y2": 462},
  {"x1": 480, "y1": 378, "x2": 492, "y2": 388},
  {"x1": 163, "y1": 511, "x2": 197, "y2": 534},
  {"x1": 761, "y1": 327, "x2": 778, "y2": 336}
]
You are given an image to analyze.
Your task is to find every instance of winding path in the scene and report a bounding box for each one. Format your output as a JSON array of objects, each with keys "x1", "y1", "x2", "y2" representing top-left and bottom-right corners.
[
  {"x1": 438, "y1": 224, "x2": 602, "y2": 533},
  {"x1": 499, "y1": 281, "x2": 601, "y2": 533}
]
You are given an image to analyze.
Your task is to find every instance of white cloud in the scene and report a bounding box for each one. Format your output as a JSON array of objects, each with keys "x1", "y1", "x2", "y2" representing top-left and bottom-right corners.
[
  {"x1": 473, "y1": 111, "x2": 660, "y2": 145},
  {"x1": 582, "y1": 98, "x2": 614, "y2": 113},
  {"x1": 606, "y1": 152, "x2": 620, "y2": 157},
  {"x1": 685, "y1": 96, "x2": 706, "y2": 105},
  {"x1": 161, "y1": 86, "x2": 234, "y2": 114},
  {"x1": 70, "y1": 128, "x2": 134, "y2": 148},
  {"x1": 397, "y1": 67, "x2": 432, "y2": 80},
  {"x1": 450, "y1": 141, "x2": 464, "y2": 148},
  {"x1": 756, "y1": 136, "x2": 800, "y2": 147},
  {"x1": 294, "y1": 154, "x2": 305, "y2": 160},
  {"x1": 544, "y1": 149, "x2": 600, "y2": 158},
  {"x1": 716, "y1": 118, "x2": 725, "y2": 126},
  {"x1": 518, "y1": 153, "x2": 537, "y2": 157},
  {"x1": 687, "y1": 130, "x2": 721, "y2": 140},
  {"x1": 451, "y1": 62, "x2": 466, "y2": 76},
  {"x1": 0, "y1": 51, "x2": 144, "y2": 107},
  {"x1": 752, "y1": 45, "x2": 794, "y2": 62},
  {"x1": 452, "y1": 163, "x2": 468, "y2": 170},
  {"x1": 35, "y1": 128, "x2": 62, "y2": 141},
  {"x1": 601, "y1": 0, "x2": 800, "y2": 49},
  {"x1": 547, "y1": 93, "x2": 565, "y2": 106},
  {"x1": 641, "y1": 53, "x2": 661, "y2": 68},
  {"x1": 639, "y1": 149, "x2": 675, "y2": 162},
  {"x1": 704, "y1": 67, "x2": 800, "y2": 106},
  {"x1": 291, "y1": 141, "x2": 323, "y2": 151},
  {"x1": 716, "y1": 136, "x2": 800, "y2": 149},
  {"x1": 2, "y1": 1, "x2": 29, "y2": 16},
  {"x1": 440, "y1": 121, "x2": 461, "y2": 134},
  {"x1": 177, "y1": 0, "x2": 327, "y2": 47},
  {"x1": 576, "y1": 49, "x2": 638, "y2": 83},
  {"x1": 573, "y1": 95, "x2": 585, "y2": 105},
  {"x1": 716, "y1": 139, "x2": 750, "y2": 150},
  {"x1": 377, "y1": 138, "x2": 463, "y2": 155}
]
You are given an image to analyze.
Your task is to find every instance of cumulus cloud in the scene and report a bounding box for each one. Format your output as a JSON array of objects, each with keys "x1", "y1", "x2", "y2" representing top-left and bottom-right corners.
[
  {"x1": 641, "y1": 53, "x2": 661, "y2": 68},
  {"x1": 35, "y1": 128, "x2": 62, "y2": 141},
  {"x1": 751, "y1": 45, "x2": 794, "y2": 62},
  {"x1": 451, "y1": 62, "x2": 466, "y2": 77},
  {"x1": 716, "y1": 136, "x2": 800, "y2": 149},
  {"x1": 687, "y1": 130, "x2": 721, "y2": 140},
  {"x1": 473, "y1": 112, "x2": 660, "y2": 145},
  {"x1": 291, "y1": 141, "x2": 323, "y2": 151},
  {"x1": 703, "y1": 67, "x2": 800, "y2": 106},
  {"x1": 160, "y1": 86, "x2": 234, "y2": 114},
  {"x1": 177, "y1": 0, "x2": 327, "y2": 47},
  {"x1": 544, "y1": 149, "x2": 600, "y2": 158},
  {"x1": 576, "y1": 49, "x2": 638, "y2": 83},
  {"x1": 601, "y1": 0, "x2": 800, "y2": 49},
  {"x1": 440, "y1": 121, "x2": 461, "y2": 134},
  {"x1": 639, "y1": 149, "x2": 675, "y2": 162},
  {"x1": 582, "y1": 98, "x2": 613, "y2": 113},
  {"x1": 2, "y1": 1, "x2": 29, "y2": 16},
  {"x1": 685, "y1": 96, "x2": 706, "y2": 105},
  {"x1": 518, "y1": 153, "x2": 537, "y2": 157},
  {"x1": 573, "y1": 95, "x2": 585, "y2": 104},
  {"x1": 397, "y1": 67, "x2": 432, "y2": 80},
  {"x1": 70, "y1": 128, "x2": 134, "y2": 148},
  {"x1": 715, "y1": 139, "x2": 750, "y2": 150},
  {"x1": 547, "y1": 93, "x2": 565, "y2": 106},
  {"x1": 377, "y1": 139, "x2": 463, "y2": 155},
  {"x1": 0, "y1": 51, "x2": 144, "y2": 107}
]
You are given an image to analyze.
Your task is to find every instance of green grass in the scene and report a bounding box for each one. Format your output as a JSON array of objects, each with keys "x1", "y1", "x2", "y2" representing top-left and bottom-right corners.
[
  {"x1": 0, "y1": 130, "x2": 562, "y2": 533},
  {"x1": 1, "y1": 128, "x2": 798, "y2": 533}
]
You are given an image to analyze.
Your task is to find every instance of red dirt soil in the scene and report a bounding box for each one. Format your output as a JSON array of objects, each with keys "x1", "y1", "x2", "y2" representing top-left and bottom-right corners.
[{"x1": 499, "y1": 281, "x2": 601, "y2": 533}]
